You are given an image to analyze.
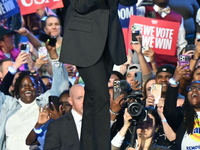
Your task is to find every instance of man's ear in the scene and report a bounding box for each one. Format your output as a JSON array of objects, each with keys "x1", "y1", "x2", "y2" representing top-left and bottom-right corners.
[{"x1": 67, "y1": 97, "x2": 73, "y2": 106}]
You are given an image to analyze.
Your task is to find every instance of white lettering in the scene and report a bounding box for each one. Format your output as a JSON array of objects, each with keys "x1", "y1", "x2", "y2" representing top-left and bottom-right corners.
[
  {"x1": 143, "y1": 25, "x2": 155, "y2": 36},
  {"x1": 0, "y1": 3, "x2": 5, "y2": 15},
  {"x1": 118, "y1": 7, "x2": 134, "y2": 20},
  {"x1": 4, "y1": 0, "x2": 15, "y2": 12},
  {"x1": 142, "y1": 35, "x2": 154, "y2": 47},
  {"x1": 21, "y1": 0, "x2": 33, "y2": 7},
  {"x1": 156, "y1": 27, "x2": 174, "y2": 39},
  {"x1": 155, "y1": 38, "x2": 172, "y2": 49}
]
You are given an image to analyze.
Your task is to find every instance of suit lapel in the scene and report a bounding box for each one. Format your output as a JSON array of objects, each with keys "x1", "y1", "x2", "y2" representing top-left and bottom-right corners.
[{"x1": 63, "y1": 111, "x2": 80, "y2": 148}]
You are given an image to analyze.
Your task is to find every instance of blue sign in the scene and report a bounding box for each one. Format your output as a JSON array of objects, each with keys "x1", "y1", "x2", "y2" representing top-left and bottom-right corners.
[
  {"x1": 118, "y1": 4, "x2": 136, "y2": 28},
  {"x1": 0, "y1": 0, "x2": 19, "y2": 20}
]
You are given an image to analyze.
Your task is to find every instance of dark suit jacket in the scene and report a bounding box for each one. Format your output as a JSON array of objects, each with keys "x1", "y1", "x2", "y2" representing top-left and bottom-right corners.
[
  {"x1": 44, "y1": 111, "x2": 79, "y2": 150},
  {"x1": 60, "y1": 0, "x2": 138, "y2": 67},
  {"x1": 0, "y1": 71, "x2": 14, "y2": 95}
]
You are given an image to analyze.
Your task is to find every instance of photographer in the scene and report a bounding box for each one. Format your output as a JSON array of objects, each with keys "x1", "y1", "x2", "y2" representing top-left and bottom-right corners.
[{"x1": 111, "y1": 107, "x2": 169, "y2": 150}]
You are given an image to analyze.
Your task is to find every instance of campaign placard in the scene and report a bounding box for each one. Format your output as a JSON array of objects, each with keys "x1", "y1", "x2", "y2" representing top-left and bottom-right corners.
[
  {"x1": 18, "y1": 0, "x2": 63, "y2": 15},
  {"x1": 129, "y1": 15, "x2": 180, "y2": 56},
  {"x1": 0, "y1": 0, "x2": 19, "y2": 20}
]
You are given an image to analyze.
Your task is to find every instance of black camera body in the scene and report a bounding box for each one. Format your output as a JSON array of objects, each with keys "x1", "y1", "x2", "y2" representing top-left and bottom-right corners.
[
  {"x1": 39, "y1": 31, "x2": 57, "y2": 47},
  {"x1": 122, "y1": 95, "x2": 147, "y2": 122}
]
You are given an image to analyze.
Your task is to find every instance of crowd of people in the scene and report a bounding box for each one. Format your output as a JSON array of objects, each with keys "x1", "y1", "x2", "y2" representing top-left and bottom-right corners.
[{"x1": 0, "y1": 0, "x2": 200, "y2": 150}]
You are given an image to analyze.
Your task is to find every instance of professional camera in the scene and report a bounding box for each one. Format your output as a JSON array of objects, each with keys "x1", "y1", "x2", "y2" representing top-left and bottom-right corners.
[{"x1": 120, "y1": 95, "x2": 147, "y2": 122}]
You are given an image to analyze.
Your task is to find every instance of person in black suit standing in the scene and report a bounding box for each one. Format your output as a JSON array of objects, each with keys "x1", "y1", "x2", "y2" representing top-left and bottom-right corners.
[
  {"x1": 59, "y1": 0, "x2": 138, "y2": 150},
  {"x1": 44, "y1": 84, "x2": 84, "y2": 150}
]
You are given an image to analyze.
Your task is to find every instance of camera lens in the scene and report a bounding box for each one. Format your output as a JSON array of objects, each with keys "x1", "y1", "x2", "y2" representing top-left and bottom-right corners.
[{"x1": 127, "y1": 102, "x2": 143, "y2": 117}]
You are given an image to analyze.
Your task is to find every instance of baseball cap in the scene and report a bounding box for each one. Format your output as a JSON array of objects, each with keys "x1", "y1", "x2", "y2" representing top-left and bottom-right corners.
[
  {"x1": 156, "y1": 64, "x2": 175, "y2": 76},
  {"x1": 0, "y1": 26, "x2": 15, "y2": 39},
  {"x1": 126, "y1": 64, "x2": 141, "y2": 75}
]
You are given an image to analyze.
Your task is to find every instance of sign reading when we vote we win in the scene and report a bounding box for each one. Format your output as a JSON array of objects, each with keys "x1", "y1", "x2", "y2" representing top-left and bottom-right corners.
[
  {"x1": 129, "y1": 15, "x2": 180, "y2": 56},
  {"x1": 18, "y1": 0, "x2": 63, "y2": 15}
]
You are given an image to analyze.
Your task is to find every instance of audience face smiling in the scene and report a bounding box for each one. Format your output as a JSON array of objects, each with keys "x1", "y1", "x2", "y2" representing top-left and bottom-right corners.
[
  {"x1": 155, "y1": 72, "x2": 172, "y2": 93},
  {"x1": 19, "y1": 76, "x2": 38, "y2": 104},
  {"x1": 44, "y1": 16, "x2": 61, "y2": 38},
  {"x1": 187, "y1": 82, "x2": 200, "y2": 111}
]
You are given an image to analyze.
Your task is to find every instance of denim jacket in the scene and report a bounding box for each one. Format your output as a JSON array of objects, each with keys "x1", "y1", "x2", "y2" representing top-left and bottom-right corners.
[{"x1": 0, "y1": 64, "x2": 69, "y2": 150}]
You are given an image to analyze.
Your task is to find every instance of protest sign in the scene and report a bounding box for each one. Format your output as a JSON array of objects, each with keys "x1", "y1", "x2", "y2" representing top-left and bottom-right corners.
[
  {"x1": 18, "y1": 0, "x2": 63, "y2": 15},
  {"x1": 0, "y1": 0, "x2": 19, "y2": 20},
  {"x1": 128, "y1": 15, "x2": 180, "y2": 56}
]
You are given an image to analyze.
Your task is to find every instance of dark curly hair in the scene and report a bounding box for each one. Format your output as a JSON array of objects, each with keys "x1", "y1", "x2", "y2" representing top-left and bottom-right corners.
[
  {"x1": 184, "y1": 80, "x2": 200, "y2": 134},
  {"x1": 12, "y1": 71, "x2": 39, "y2": 99}
]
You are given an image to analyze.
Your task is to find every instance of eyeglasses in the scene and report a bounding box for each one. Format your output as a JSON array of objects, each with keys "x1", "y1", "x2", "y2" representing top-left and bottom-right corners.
[{"x1": 187, "y1": 85, "x2": 200, "y2": 92}]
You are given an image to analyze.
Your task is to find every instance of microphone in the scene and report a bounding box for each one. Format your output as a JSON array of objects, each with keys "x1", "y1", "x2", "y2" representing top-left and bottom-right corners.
[{"x1": 119, "y1": 80, "x2": 133, "y2": 93}]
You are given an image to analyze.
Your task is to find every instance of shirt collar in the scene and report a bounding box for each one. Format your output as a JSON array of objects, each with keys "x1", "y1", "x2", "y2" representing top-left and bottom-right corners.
[
  {"x1": 153, "y1": 4, "x2": 170, "y2": 12},
  {"x1": 71, "y1": 109, "x2": 82, "y2": 123}
]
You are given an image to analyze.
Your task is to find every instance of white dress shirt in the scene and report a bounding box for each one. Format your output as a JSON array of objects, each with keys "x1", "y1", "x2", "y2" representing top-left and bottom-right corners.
[{"x1": 71, "y1": 109, "x2": 82, "y2": 140}]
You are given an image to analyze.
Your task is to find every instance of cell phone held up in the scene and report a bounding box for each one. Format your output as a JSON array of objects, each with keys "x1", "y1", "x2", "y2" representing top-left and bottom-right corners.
[
  {"x1": 38, "y1": 31, "x2": 57, "y2": 47},
  {"x1": 49, "y1": 95, "x2": 60, "y2": 111},
  {"x1": 113, "y1": 80, "x2": 123, "y2": 100},
  {"x1": 20, "y1": 43, "x2": 30, "y2": 53},
  {"x1": 131, "y1": 25, "x2": 140, "y2": 44},
  {"x1": 151, "y1": 84, "x2": 162, "y2": 105},
  {"x1": 178, "y1": 55, "x2": 190, "y2": 69}
]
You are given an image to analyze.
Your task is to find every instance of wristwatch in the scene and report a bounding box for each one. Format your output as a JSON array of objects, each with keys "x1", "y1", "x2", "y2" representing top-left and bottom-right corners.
[{"x1": 169, "y1": 78, "x2": 179, "y2": 85}]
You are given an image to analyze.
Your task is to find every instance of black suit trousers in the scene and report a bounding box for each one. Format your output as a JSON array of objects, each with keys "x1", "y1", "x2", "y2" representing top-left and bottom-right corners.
[{"x1": 77, "y1": 45, "x2": 113, "y2": 150}]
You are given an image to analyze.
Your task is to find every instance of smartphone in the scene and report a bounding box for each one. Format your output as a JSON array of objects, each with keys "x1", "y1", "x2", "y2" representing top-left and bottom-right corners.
[
  {"x1": 49, "y1": 95, "x2": 60, "y2": 111},
  {"x1": 20, "y1": 43, "x2": 30, "y2": 53},
  {"x1": 178, "y1": 55, "x2": 190, "y2": 69},
  {"x1": 131, "y1": 25, "x2": 140, "y2": 44},
  {"x1": 113, "y1": 80, "x2": 123, "y2": 100},
  {"x1": 134, "y1": 71, "x2": 142, "y2": 95},
  {"x1": 151, "y1": 84, "x2": 162, "y2": 105},
  {"x1": 142, "y1": 46, "x2": 150, "y2": 62},
  {"x1": 38, "y1": 31, "x2": 57, "y2": 47},
  {"x1": 38, "y1": 46, "x2": 48, "y2": 60}
]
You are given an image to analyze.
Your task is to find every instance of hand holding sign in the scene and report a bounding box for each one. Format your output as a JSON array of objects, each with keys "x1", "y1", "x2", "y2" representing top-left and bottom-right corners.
[{"x1": 129, "y1": 15, "x2": 180, "y2": 56}]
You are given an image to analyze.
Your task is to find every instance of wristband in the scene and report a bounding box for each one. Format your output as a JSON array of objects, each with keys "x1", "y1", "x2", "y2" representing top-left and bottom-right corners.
[
  {"x1": 161, "y1": 118, "x2": 167, "y2": 123},
  {"x1": 169, "y1": 78, "x2": 179, "y2": 85},
  {"x1": 8, "y1": 66, "x2": 17, "y2": 74},
  {"x1": 33, "y1": 127, "x2": 42, "y2": 134},
  {"x1": 109, "y1": 109, "x2": 119, "y2": 115}
]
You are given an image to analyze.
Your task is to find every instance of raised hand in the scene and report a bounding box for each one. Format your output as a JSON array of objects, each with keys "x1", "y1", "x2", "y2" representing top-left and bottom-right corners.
[
  {"x1": 15, "y1": 27, "x2": 30, "y2": 36},
  {"x1": 145, "y1": 93, "x2": 155, "y2": 107},
  {"x1": 131, "y1": 36, "x2": 142, "y2": 54},
  {"x1": 47, "y1": 102, "x2": 63, "y2": 120},
  {"x1": 37, "y1": 106, "x2": 50, "y2": 125},
  {"x1": 130, "y1": 80, "x2": 142, "y2": 91},
  {"x1": 12, "y1": 52, "x2": 27, "y2": 70}
]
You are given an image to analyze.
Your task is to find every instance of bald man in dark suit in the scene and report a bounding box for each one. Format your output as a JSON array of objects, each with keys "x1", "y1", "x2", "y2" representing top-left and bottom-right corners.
[{"x1": 59, "y1": 0, "x2": 138, "y2": 150}]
